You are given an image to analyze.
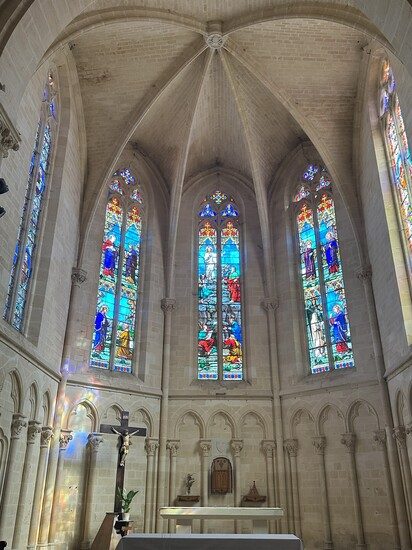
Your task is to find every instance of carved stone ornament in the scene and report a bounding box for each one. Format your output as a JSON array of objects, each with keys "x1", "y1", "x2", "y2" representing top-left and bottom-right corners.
[
  {"x1": 355, "y1": 265, "x2": 372, "y2": 282},
  {"x1": 205, "y1": 32, "x2": 226, "y2": 50},
  {"x1": 341, "y1": 432, "x2": 356, "y2": 453},
  {"x1": 393, "y1": 426, "x2": 407, "y2": 449},
  {"x1": 145, "y1": 437, "x2": 159, "y2": 457},
  {"x1": 0, "y1": 102, "x2": 20, "y2": 158},
  {"x1": 166, "y1": 439, "x2": 180, "y2": 457},
  {"x1": 71, "y1": 267, "x2": 87, "y2": 287},
  {"x1": 11, "y1": 413, "x2": 27, "y2": 438},
  {"x1": 373, "y1": 429, "x2": 386, "y2": 447},
  {"x1": 261, "y1": 297, "x2": 279, "y2": 312},
  {"x1": 161, "y1": 297, "x2": 176, "y2": 313},
  {"x1": 242, "y1": 481, "x2": 266, "y2": 503},
  {"x1": 40, "y1": 426, "x2": 54, "y2": 447},
  {"x1": 284, "y1": 438, "x2": 298, "y2": 457},
  {"x1": 199, "y1": 439, "x2": 212, "y2": 457},
  {"x1": 59, "y1": 430, "x2": 73, "y2": 450},
  {"x1": 261, "y1": 440, "x2": 276, "y2": 457},
  {"x1": 88, "y1": 432, "x2": 104, "y2": 451},
  {"x1": 230, "y1": 439, "x2": 244, "y2": 457},
  {"x1": 312, "y1": 435, "x2": 326, "y2": 455},
  {"x1": 27, "y1": 420, "x2": 42, "y2": 444}
]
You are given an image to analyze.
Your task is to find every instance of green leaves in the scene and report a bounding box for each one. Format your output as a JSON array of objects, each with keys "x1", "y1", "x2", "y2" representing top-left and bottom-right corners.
[{"x1": 116, "y1": 487, "x2": 139, "y2": 513}]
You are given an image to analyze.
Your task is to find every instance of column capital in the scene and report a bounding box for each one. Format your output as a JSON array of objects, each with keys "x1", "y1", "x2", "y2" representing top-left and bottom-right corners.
[
  {"x1": 161, "y1": 297, "x2": 176, "y2": 313},
  {"x1": 373, "y1": 429, "x2": 386, "y2": 447},
  {"x1": 166, "y1": 439, "x2": 180, "y2": 457},
  {"x1": 87, "y1": 432, "x2": 104, "y2": 452},
  {"x1": 27, "y1": 420, "x2": 42, "y2": 444},
  {"x1": 199, "y1": 439, "x2": 212, "y2": 457},
  {"x1": 11, "y1": 413, "x2": 27, "y2": 439},
  {"x1": 0, "y1": 102, "x2": 20, "y2": 158},
  {"x1": 284, "y1": 438, "x2": 298, "y2": 457},
  {"x1": 71, "y1": 267, "x2": 87, "y2": 287},
  {"x1": 312, "y1": 435, "x2": 326, "y2": 455},
  {"x1": 355, "y1": 265, "x2": 372, "y2": 282},
  {"x1": 40, "y1": 426, "x2": 54, "y2": 448},
  {"x1": 145, "y1": 437, "x2": 159, "y2": 457},
  {"x1": 341, "y1": 432, "x2": 356, "y2": 453},
  {"x1": 406, "y1": 423, "x2": 412, "y2": 436},
  {"x1": 261, "y1": 297, "x2": 279, "y2": 312},
  {"x1": 230, "y1": 439, "x2": 244, "y2": 457},
  {"x1": 261, "y1": 439, "x2": 276, "y2": 457},
  {"x1": 59, "y1": 429, "x2": 73, "y2": 450},
  {"x1": 393, "y1": 426, "x2": 407, "y2": 449}
]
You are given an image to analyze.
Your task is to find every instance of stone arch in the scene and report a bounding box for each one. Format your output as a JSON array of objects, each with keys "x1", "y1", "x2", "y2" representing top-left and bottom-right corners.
[
  {"x1": 238, "y1": 409, "x2": 268, "y2": 439},
  {"x1": 41, "y1": 390, "x2": 52, "y2": 426},
  {"x1": 131, "y1": 407, "x2": 154, "y2": 438},
  {"x1": 207, "y1": 410, "x2": 237, "y2": 439},
  {"x1": 290, "y1": 407, "x2": 315, "y2": 439},
  {"x1": 0, "y1": 428, "x2": 8, "y2": 496},
  {"x1": 316, "y1": 403, "x2": 346, "y2": 436},
  {"x1": 102, "y1": 403, "x2": 124, "y2": 426},
  {"x1": 395, "y1": 390, "x2": 406, "y2": 427},
  {"x1": 26, "y1": 382, "x2": 39, "y2": 420},
  {"x1": 65, "y1": 400, "x2": 99, "y2": 432},
  {"x1": 9, "y1": 369, "x2": 23, "y2": 414},
  {"x1": 347, "y1": 399, "x2": 380, "y2": 433},
  {"x1": 174, "y1": 410, "x2": 205, "y2": 439}
]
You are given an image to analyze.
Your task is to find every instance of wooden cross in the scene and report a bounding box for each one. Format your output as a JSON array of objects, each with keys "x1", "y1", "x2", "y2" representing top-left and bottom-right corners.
[{"x1": 100, "y1": 410, "x2": 147, "y2": 513}]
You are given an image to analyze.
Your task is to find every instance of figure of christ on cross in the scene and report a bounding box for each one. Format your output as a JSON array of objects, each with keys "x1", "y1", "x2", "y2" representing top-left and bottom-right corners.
[{"x1": 100, "y1": 411, "x2": 147, "y2": 513}]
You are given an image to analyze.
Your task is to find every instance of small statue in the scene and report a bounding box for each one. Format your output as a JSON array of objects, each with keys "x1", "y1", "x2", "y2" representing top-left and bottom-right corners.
[
  {"x1": 185, "y1": 473, "x2": 195, "y2": 495},
  {"x1": 111, "y1": 427, "x2": 140, "y2": 467}
]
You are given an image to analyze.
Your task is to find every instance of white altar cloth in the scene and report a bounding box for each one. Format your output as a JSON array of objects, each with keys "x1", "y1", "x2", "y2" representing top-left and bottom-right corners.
[{"x1": 117, "y1": 534, "x2": 303, "y2": 550}]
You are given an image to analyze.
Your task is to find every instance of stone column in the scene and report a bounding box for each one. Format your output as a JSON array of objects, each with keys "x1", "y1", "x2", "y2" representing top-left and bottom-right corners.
[
  {"x1": 0, "y1": 102, "x2": 20, "y2": 173},
  {"x1": 156, "y1": 298, "x2": 176, "y2": 532},
  {"x1": 231, "y1": 439, "x2": 244, "y2": 534},
  {"x1": 48, "y1": 429, "x2": 73, "y2": 542},
  {"x1": 81, "y1": 433, "x2": 104, "y2": 549},
  {"x1": 199, "y1": 439, "x2": 212, "y2": 534},
  {"x1": 341, "y1": 433, "x2": 366, "y2": 549},
  {"x1": 145, "y1": 437, "x2": 159, "y2": 533},
  {"x1": 38, "y1": 371, "x2": 68, "y2": 543},
  {"x1": 12, "y1": 420, "x2": 42, "y2": 548},
  {"x1": 356, "y1": 266, "x2": 411, "y2": 548},
  {"x1": 262, "y1": 440, "x2": 276, "y2": 534},
  {"x1": 284, "y1": 439, "x2": 301, "y2": 537},
  {"x1": 393, "y1": 426, "x2": 412, "y2": 522},
  {"x1": 312, "y1": 436, "x2": 333, "y2": 550},
  {"x1": 0, "y1": 413, "x2": 27, "y2": 538},
  {"x1": 28, "y1": 426, "x2": 53, "y2": 546},
  {"x1": 166, "y1": 439, "x2": 180, "y2": 533},
  {"x1": 374, "y1": 429, "x2": 401, "y2": 550}
]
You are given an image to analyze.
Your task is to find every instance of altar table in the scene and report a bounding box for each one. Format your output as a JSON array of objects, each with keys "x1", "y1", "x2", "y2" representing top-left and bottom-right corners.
[
  {"x1": 159, "y1": 506, "x2": 283, "y2": 534},
  {"x1": 116, "y1": 534, "x2": 303, "y2": 550}
]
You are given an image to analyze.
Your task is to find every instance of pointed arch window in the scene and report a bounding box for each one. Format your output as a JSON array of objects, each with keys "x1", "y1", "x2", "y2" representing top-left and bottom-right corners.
[
  {"x1": 379, "y1": 60, "x2": 412, "y2": 281},
  {"x1": 4, "y1": 73, "x2": 58, "y2": 332},
  {"x1": 197, "y1": 191, "x2": 243, "y2": 380},
  {"x1": 90, "y1": 169, "x2": 143, "y2": 373},
  {"x1": 293, "y1": 165, "x2": 354, "y2": 374}
]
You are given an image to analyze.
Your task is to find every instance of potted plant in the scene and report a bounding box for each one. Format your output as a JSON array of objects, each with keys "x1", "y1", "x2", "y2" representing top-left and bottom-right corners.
[{"x1": 116, "y1": 487, "x2": 139, "y2": 521}]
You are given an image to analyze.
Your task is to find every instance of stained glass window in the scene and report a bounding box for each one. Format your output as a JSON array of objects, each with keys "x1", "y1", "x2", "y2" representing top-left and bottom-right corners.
[
  {"x1": 294, "y1": 165, "x2": 354, "y2": 374},
  {"x1": 197, "y1": 191, "x2": 243, "y2": 380},
  {"x1": 379, "y1": 60, "x2": 412, "y2": 277},
  {"x1": 90, "y1": 169, "x2": 142, "y2": 373},
  {"x1": 4, "y1": 73, "x2": 57, "y2": 332}
]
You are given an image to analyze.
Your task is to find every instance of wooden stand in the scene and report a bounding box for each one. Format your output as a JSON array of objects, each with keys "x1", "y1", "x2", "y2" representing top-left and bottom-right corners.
[{"x1": 90, "y1": 512, "x2": 133, "y2": 550}]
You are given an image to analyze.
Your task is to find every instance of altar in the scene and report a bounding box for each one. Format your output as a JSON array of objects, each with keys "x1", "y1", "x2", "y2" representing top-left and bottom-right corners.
[
  {"x1": 159, "y1": 506, "x2": 284, "y2": 534},
  {"x1": 116, "y1": 534, "x2": 303, "y2": 550}
]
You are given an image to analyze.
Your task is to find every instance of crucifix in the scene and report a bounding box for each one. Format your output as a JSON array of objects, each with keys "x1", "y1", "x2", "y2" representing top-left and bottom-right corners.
[{"x1": 100, "y1": 410, "x2": 147, "y2": 513}]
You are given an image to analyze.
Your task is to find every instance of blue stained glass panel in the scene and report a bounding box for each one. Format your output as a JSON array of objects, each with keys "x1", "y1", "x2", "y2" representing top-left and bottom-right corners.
[
  {"x1": 221, "y1": 203, "x2": 239, "y2": 217},
  {"x1": 199, "y1": 203, "x2": 217, "y2": 217}
]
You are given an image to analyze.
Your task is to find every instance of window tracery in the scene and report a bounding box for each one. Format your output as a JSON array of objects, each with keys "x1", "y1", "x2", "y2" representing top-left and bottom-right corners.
[
  {"x1": 90, "y1": 168, "x2": 142, "y2": 373},
  {"x1": 4, "y1": 73, "x2": 57, "y2": 332},
  {"x1": 293, "y1": 165, "x2": 354, "y2": 373},
  {"x1": 197, "y1": 191, "x2": 243, "y2": 380}
]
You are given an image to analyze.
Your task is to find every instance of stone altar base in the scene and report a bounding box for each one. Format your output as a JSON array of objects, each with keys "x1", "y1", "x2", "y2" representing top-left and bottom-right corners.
[{"x1": 116, "y1": 534, "x2": 303, "y2": 550}]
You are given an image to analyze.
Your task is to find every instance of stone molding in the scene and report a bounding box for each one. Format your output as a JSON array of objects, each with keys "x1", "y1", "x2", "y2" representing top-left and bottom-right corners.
[
  {"x1": 11, "y1": 413, "x2": 27, "y2": 439},
  {"x1": 205, "y1": 32, "x2": 226, "y2": 50},
  {"x1": 166, "y1": 439, "x2": 180, "y2": 457},
  {"x1": 373, "y1": 429, "x2": 386, "y2": 447},
  {"x1": 393, "y1": 426, "x2": 407, "y2": 449},
  {"x1": 341, "y1": 432, "x2": 356, "y2": 453},
  {"x1": 145, "y1": 437, "x2": 159, "y2": 456},
  {"x1": 40, "y1": 426, "x2": 54, "y2": 447},
  {"x1": 312, "y1": 435, "x2": 326, "y2": 455},
  {"x1": 355, "y1": 265, "x2": 372, "y2": 281},
  {"x1": 87, "y1": 432, "x2": 104, "y2": 452},
  {"x1": 284, "y1": 438, "x2": 298, "y2": 457},
  {"x1": 0, "y1": 102, "x2": 20, "y2": 158},
  {"x1": 161, "y1": 297, "x2": 176, "y2": 313},
  {"x1": 261, "y1": 439, "x2": 276, "y2": 457},
  {"x1": 199, "y1": 439, "x2": 212, "y2": 457},
  {"x1": 230, "y1": 439, "x2": 244, "y2": 457},
  {"x1": 27, "y1": 420, "x2": 42, "y2": 444},
  {"x1": 59, "y1": 429, "x2": 73, "y2": 450},
  {"x1": 71, "y1": 267, "x2": 87, "y2": 287},
  {"x1": 261, "y1": 297, "x2": 279, "y2": 312}
]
